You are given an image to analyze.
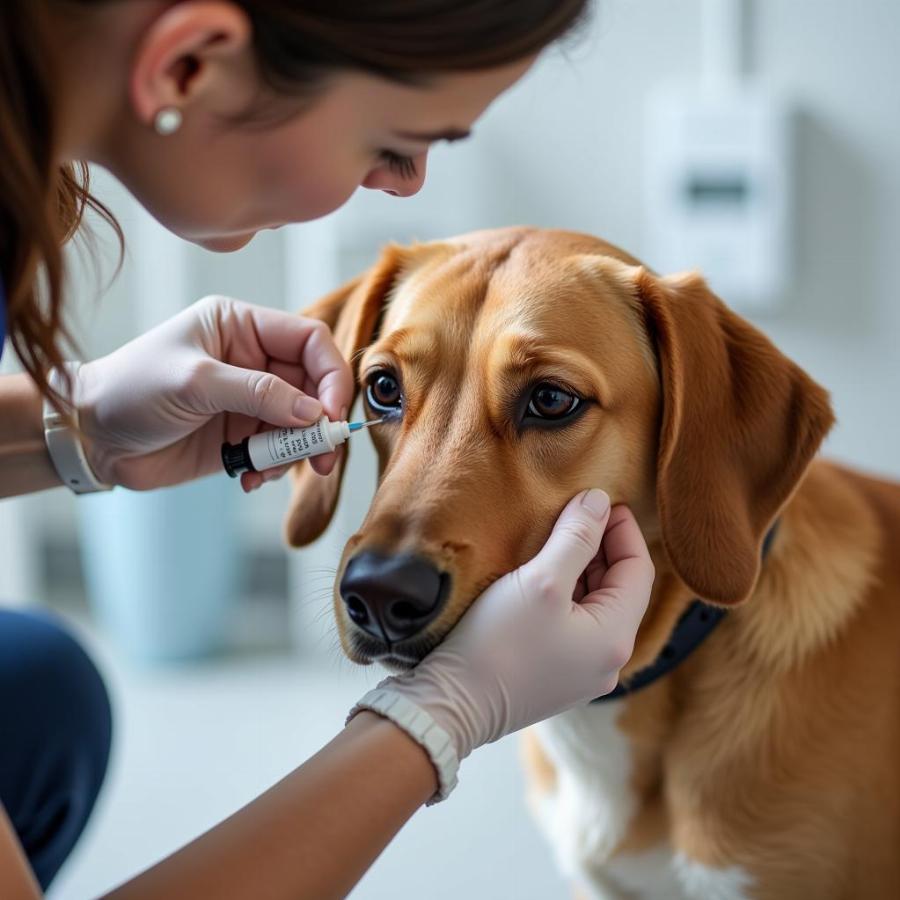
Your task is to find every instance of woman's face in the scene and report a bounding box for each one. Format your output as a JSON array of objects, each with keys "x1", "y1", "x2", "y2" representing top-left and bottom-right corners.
[{"x1": 105, "y1": 59, "x2": 533, "y2": 252}]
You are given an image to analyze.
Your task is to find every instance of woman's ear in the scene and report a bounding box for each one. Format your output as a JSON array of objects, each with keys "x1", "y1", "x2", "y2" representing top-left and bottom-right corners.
[
  {"x1": 129, "y1": 1, "x2": 252, "y2": 127},
  {"x1": 633, "y1": 267, "x2": 835, "y2": 604},
  {"x1": 283, "y1": 245, "x2": 407, "y2": 547}
]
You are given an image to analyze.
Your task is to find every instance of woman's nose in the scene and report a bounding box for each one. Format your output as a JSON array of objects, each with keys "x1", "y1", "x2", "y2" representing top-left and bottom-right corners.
[{"x1": 362, "y1": 153, "x2": 428, "y2": 197}]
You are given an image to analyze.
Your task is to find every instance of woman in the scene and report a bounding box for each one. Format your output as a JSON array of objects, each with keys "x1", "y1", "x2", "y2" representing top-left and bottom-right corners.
[{"x1": 0, "y1": 2, "x2": 655, "y2": 897}]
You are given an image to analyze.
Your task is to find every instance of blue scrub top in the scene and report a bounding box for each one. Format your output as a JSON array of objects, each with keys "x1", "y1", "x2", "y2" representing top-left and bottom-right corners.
[{"x1": 0, "y1": 274, "x2": 5, "y2": 364}]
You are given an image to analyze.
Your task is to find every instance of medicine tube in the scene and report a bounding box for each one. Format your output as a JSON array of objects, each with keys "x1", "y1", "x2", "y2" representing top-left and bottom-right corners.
[{"x1": 221, "y1": 416, "x2": 380, "y2": 478}]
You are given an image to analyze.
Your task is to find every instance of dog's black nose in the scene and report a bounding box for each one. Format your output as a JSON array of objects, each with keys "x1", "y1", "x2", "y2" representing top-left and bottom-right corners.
[{"x1": 339, "y1": 551, "x2": 448, "y2": 643}]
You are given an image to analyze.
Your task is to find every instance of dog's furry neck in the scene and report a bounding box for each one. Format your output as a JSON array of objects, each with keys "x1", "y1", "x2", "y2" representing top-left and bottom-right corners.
[{"x1": 630, "y1": 460, "x2": 880, "y2": 682}]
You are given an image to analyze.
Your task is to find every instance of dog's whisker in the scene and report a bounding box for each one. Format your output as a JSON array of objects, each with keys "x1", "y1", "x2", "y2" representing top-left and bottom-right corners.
[{"x1": 292, "y1": 591, "x2": 334, "y2": 610}]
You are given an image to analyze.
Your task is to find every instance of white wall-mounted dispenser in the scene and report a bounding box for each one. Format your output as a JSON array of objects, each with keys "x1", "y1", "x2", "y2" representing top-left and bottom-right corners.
[{"x1": 643, "y1": 0, "x2": 792, "y2": 313}]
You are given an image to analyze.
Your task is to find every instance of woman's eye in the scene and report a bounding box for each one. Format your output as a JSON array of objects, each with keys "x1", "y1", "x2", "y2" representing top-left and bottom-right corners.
[
  {"x1": 366, "y1": 371, "x2": 403, "y2": 412},
  {"x1": 526, "y1": 383, "x2": 581, "y2": 420},
  {"x1": 378, "y1": 150, "x2": 418, "y2": 180}
]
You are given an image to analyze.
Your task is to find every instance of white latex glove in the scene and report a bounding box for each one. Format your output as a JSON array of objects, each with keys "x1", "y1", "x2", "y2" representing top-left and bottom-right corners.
[
  {"x1": 354, "y1": 490, "x2": 654, "y2": 763},
  {"x1": 71, "y1": 295, "x2": 353, "y2": 492}
]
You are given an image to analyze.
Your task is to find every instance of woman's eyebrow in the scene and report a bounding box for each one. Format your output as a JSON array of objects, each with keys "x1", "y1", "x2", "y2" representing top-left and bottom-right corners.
[{"x1": 392, "y1": 127, "x2": 472, "y2": 143}]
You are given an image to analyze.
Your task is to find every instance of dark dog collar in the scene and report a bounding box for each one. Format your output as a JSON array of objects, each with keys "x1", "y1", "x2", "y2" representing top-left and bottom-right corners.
[{"x1": 592, "y1": 522, "x2": 780, "y2": 703}]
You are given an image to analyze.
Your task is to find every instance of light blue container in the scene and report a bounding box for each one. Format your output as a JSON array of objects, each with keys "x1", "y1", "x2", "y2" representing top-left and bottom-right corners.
[{"x1": 78, "y1": 475, "x2": 240, "y2": 664}]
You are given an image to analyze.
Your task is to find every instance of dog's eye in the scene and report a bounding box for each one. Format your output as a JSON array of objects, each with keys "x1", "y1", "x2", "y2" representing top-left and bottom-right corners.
[
  {"x1": 366, "y1": 371, "x2": 403, "y2": 412},
  {"x1": 526, "y1": 383, "x2": 581, "y2": 420}
]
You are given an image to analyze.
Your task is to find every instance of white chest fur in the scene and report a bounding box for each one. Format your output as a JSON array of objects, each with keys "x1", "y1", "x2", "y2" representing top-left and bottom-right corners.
[{"x1": 531, "y1": 703, "x2": 752, "y2": 900}]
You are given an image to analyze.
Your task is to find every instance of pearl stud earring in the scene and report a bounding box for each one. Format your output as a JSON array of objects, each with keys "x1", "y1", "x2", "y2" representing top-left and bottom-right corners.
[{"x1": 154, "y1": 107, "x2": 183, "y2": 136}]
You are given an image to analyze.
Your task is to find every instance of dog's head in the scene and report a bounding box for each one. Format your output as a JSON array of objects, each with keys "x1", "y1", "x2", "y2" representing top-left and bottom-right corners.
[{"x1": 285, "y1": 228, "x2": 834, "y2": 670}]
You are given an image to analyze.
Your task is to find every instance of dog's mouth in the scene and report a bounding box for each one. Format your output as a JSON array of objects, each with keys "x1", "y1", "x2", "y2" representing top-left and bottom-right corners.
[{"x1": 347, "y1": 629, "x2": 445, "y2": 671}]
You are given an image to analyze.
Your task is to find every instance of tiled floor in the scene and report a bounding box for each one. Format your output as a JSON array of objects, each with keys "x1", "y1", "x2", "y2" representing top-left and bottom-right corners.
[{"x1": 46, "y1": 608, "x2": 568, "y2": 899}]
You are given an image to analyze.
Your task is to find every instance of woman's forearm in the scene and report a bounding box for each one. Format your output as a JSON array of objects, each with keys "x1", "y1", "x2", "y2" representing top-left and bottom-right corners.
[
  {"x1": 0, "y1": 375, "x2": 61, "y2": 497},
  {"x1": 104, "y1": 712, "x2": 438, "y2": 900}
]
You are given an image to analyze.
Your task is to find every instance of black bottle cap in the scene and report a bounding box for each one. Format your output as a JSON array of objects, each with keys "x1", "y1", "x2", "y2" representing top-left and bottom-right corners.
[{"x1": 221, "y1": 437, "x2": 253, "y2": 478}]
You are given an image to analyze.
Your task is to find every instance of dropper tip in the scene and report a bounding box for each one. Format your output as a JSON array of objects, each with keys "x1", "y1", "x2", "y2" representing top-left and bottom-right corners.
[{"x1": 348, "y1": 417, "x2": 385, "y2": 432}]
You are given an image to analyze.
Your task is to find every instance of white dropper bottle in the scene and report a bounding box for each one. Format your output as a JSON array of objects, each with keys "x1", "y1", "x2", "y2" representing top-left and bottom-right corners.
[{"x1": 221, "y1": 416, "x2": 383, "y2": 478}]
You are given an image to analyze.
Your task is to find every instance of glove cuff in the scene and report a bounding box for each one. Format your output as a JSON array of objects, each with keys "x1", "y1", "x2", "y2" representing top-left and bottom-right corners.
[
  {"x1": 348, "y1": 687, "x2": 460, "y2": 805},
  {"x1": 43, "y1": 364, "x2": 113, "y2": 495}
]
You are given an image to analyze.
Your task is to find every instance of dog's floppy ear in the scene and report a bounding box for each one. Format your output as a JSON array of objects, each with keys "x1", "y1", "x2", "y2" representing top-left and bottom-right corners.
[
  {"x1": 283, "y1": 246, "x2": 405, "y2": 547},
  {"x1": 633, "y1": 268, "x2": 834, "y2": 604}
]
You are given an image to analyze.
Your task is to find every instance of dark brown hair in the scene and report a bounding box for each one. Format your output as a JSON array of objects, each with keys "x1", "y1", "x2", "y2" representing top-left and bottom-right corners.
[{"x1": 1, "y1": 0, "x2": 590, "y2": 399}]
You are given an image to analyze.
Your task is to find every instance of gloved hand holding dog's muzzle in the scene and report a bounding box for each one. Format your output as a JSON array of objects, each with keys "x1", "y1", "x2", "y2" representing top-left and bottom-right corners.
[{"x1": 348, "y1": 490, "x2": 654, "y2": 802}]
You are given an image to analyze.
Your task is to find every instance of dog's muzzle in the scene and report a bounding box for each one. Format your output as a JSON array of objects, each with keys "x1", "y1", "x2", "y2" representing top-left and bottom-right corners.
[{"x1": 339, "y1": 551, "x2": 450, "y2": 643}]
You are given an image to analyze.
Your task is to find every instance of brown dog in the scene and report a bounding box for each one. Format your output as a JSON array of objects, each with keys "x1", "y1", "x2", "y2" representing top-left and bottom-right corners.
[{"x1": 285, "y1": 227, "x2": 900, "y2": 898}]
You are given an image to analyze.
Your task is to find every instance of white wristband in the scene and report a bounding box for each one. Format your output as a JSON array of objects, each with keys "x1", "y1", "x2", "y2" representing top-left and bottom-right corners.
[
  {"x1": 348, "y1": 687, "x2": 460, "y2": 805},
  {"x1": 43, "y1": 364, "x2": 112, "y2": 494}
]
